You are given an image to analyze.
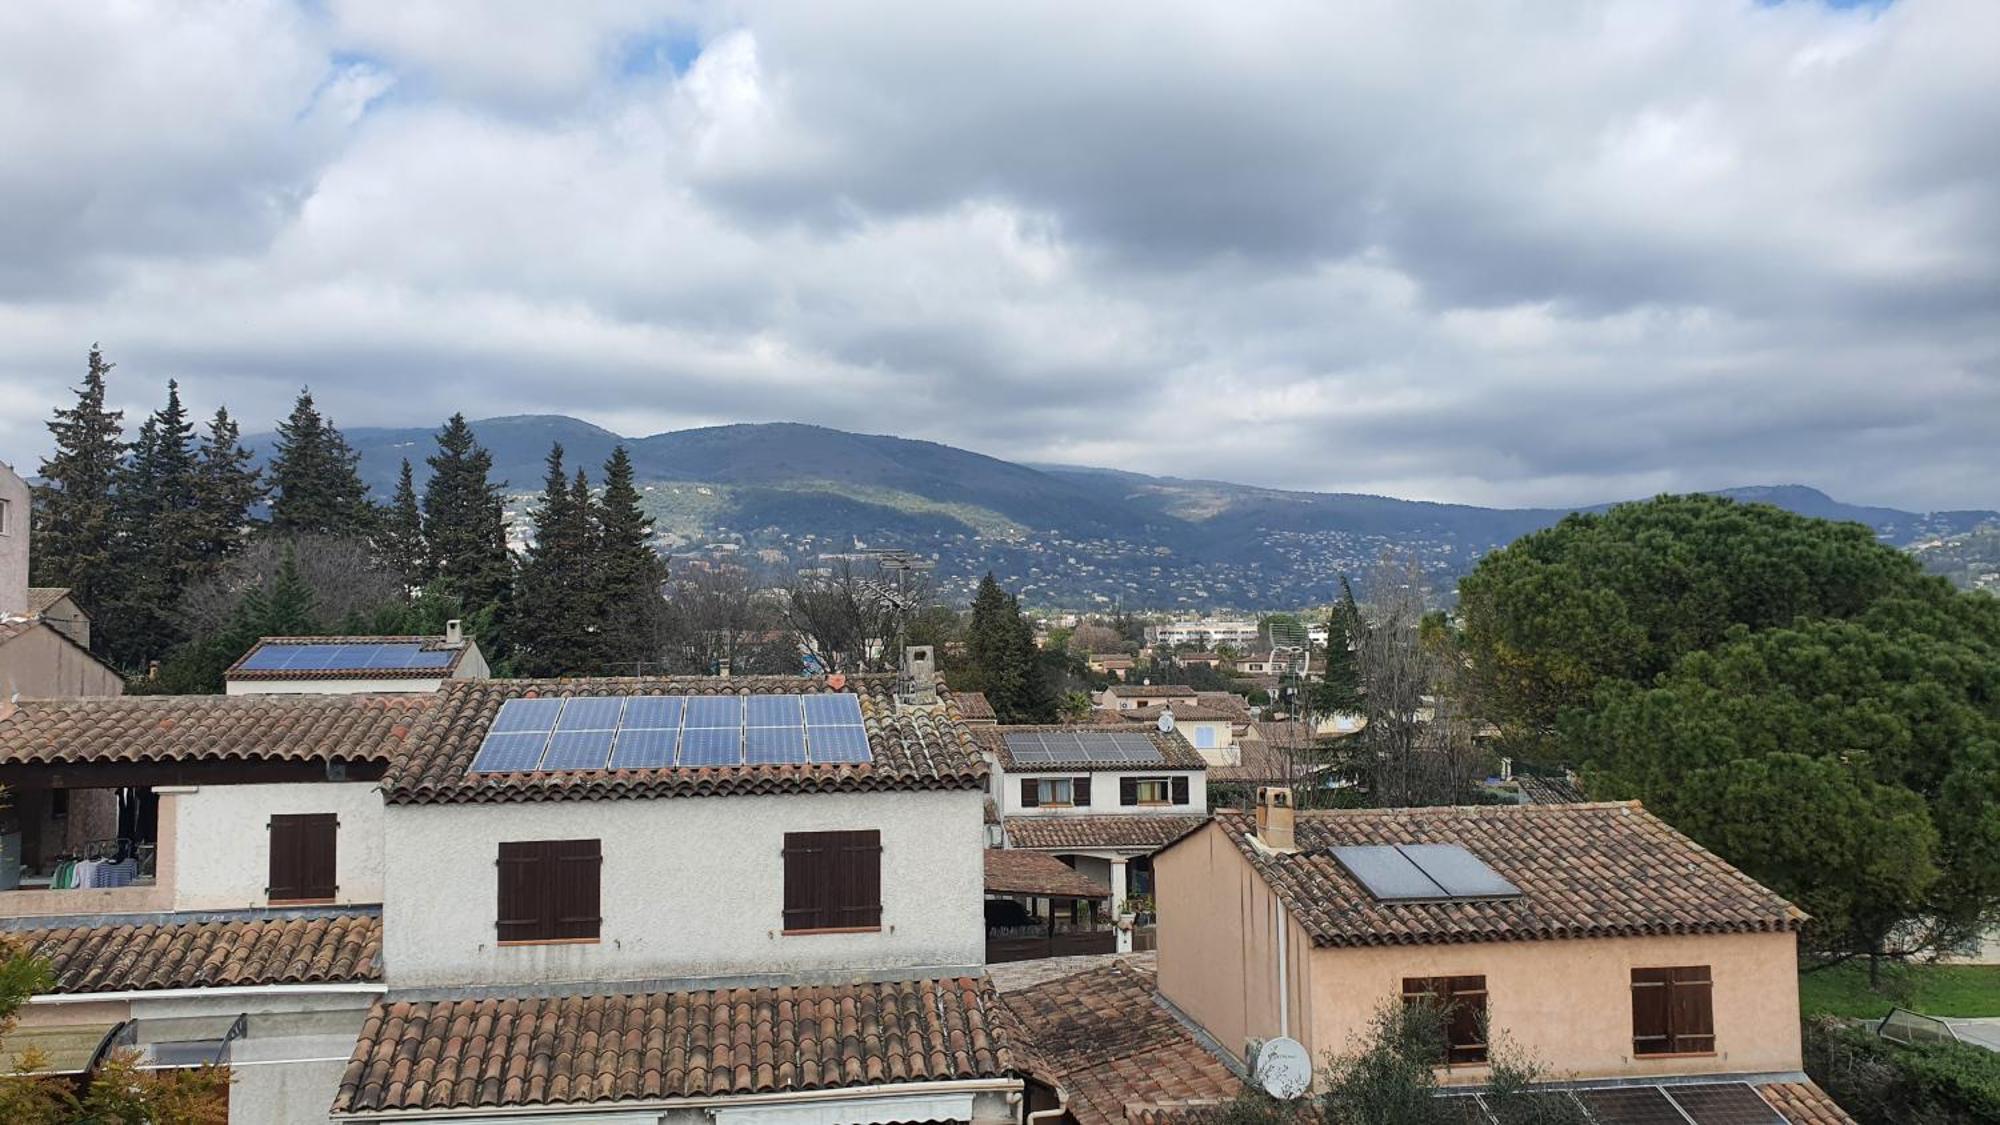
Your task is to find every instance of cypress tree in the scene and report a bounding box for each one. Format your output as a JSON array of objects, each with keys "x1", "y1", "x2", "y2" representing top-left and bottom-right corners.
[
  {"x1": 31, "y1": 347, "x2": 127, "y2": 623},
  {"x1": 421, "y1": 414, "x2": 512, "y2": 609},
  {"x1": 593, "y1": 446, "x2": 669, "y2": 672},
  {"x1": 1007, "y1": 592, "x2": 1059, "y2": 722},
  {"x1": 1315, "y1": 576, "x2": 1363, "y2": 715},
  {"x1": 967, "y1": 573, "x2": 1056, "y2": 721},
  {"x1": 509, "y1": 445, "x2": 597, "y2": 676},
  {"x1": 378, "y1": 459, "x2": 427, "y2": 584},
  {"x1": 107, "y1": 381, "x2": 204, "y2": 667},
  {"x1": 192, "y1": 406, "x2": 262, "y2": 565},
  {"x1": 267, "y1": 389, "x2": 372, "y2": 536}
]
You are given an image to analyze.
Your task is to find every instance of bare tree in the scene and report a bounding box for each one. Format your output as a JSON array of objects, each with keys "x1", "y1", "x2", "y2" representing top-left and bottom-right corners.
[
  {"x1": 178, "y1": 535, "x2": 406, "y2": 636},
  {"x1": 658, "y1": 563, "x2": 794, "y2": 675},
  {"x1": 1350, "y1": 553, "x2": 1481, "y2": 807},
  {"x1": 781, "y1": 557, "x2": 933, "y2": 674},
  {"x1": 1067, "y1": 622, "x2": 1123, "y2": 657}
]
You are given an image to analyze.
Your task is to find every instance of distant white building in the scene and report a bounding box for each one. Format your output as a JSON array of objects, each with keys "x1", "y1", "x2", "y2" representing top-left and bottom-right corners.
[{"x1": 1147, "y1": 618, "x2": 1260, "y2": 648}]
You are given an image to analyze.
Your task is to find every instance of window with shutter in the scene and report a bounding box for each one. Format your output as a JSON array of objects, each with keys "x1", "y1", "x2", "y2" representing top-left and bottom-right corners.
[
  {"x1": 1073, "y1": 776, "x2": 1092, "y2": 807},
  {"x1": 1171, "y1": 776, "x2": 1191, "y2": 805},
  {"x1": 1119, "y1": 777, "x2": 1139, "y2": 806},
  {"x1": 782, "y1": 830, "x2": 883, "y2": 933},
  {"x1": 268, "y1": 813, "x2": 338, "y2": 903},
  {"x1": 496, "y1": 839, "x2": 602, "y2": 943},
  {"x1": 1402, "y1": 975, "x2": 1488, "y2": 1065},
  {"x1": 1020, "y1": 778, "x2": 1040, "y2": 808},
  {"x1": 1631, "y1": 966, "x2": 1714, "y2": 1055},
  {"x1": 1133, "y1": 777, "x2": 1170, "y2": 804}
]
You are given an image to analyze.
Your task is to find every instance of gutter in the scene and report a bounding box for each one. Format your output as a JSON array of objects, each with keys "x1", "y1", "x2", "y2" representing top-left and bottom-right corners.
[
  {"x1": 31, "y1": 981, "x2": 386, "y2": 1006},
  {"x1": 330, "y1": 1077, "x2": 1024, "y2": 1122}
]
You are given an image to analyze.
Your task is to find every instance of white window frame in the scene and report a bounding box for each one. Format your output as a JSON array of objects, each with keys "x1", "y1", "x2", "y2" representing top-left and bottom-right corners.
[
  {"x1": 1134, "y1": 777, "x2": 1171, "y2": 805},
  {"x1": 1035, "y1": 778, "x2": 1075, "y2": 807}
]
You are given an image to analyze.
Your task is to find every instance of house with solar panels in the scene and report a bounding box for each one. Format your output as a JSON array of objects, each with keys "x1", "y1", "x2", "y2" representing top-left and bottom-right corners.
[
  {"x1": 975, "y1": 725, "x2": 1209, "y2": 956},
  {"x1": 224, "y1": 625, "x2": 488, "y2": 695},
  {"x1": 1153, "y1": 790, "x2": 1836, "y2": 1122}
]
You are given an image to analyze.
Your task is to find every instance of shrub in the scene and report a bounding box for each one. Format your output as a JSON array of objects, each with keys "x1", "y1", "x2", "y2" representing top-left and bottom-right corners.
[{"x1": 1804, "y1": 1014, "x2": 2000, "y2": 1124}]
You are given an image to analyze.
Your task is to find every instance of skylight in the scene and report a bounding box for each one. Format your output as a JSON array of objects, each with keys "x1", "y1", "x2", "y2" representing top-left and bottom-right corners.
[{"x1": 1330, "y1": 843, "x2": 1521, "y2": 903}]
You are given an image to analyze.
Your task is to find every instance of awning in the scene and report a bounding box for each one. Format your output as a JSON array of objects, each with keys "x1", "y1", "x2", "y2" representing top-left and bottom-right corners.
[{"x1": 0, "y1": 1021, "x2": 121, "y2": 1074}]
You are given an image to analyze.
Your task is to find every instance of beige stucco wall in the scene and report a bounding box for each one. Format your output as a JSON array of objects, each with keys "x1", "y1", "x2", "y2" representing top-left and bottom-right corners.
[
  {"x1": 1307, "y1": 929, "x2": 1803, "y2": 1085},
  {"x1": 0, "y1": 626, "x2": 124, "y2": 700},
  {"x1": 1155, "y1": 822, "x2": 1313, "y2": 1064},
  {"x1": 170, "y1": 781, "x2": 386, "y2": 909}
]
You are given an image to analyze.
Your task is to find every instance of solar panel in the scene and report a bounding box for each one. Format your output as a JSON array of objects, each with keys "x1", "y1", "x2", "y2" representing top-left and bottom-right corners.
[
  {"x1": 1331, "y1": 845, "x2": 1448, "y2": 900},
  {"x1": 621, "y1": 696, "x2": 684, "y2": 729},
  {"x1": 746, "y1": 725, "x2": 807, "y2": 764},
  {"x1": 468, "y1": 732, "x2": 551, "y2": 773},
  {"x1": 609, "y1": 727, "x2": 677, "y2": 769},
  {"x1": 407, "y1": 649, "x2": 456, "y2": 668},
  {"x1": 1438, "y1": 1096, "x2": 1492, "y2": 1124},
  {"x1": 541, "y1": 729, "x2": 615, "y2": 770},
  {"x1": 802, "y1": 693, "x2": 864, "y2": 726},
  {"x1": 1575, "y1": 1087, "x2": 1687, "y2": 1124},
  {"x1": 808, "y1": 725, "x2": 872, "y2": 763},
  {"x1": 747, "y1": 694, "x2": 803, "y2": 727},
  {"x1": 556, "y1": 697, "x2": 624, "y2": 731},
  {"x1": 1665, "y1": 1084, "x2": 1784, "y2": 1124},
  {"x1": 238, "y1": 645, "x2": 292, "y2": 670},
  {"x1": 1400, "y1": 844, "x2": 1522, "y2": 900},
  {"x1": 680, "y1": 725, "x2": 742, "y2": 766},
  {"x1": 685, "y1": 695, "x2": 743, "y2": 728},
  {"x1": 489, "y1": 698, "x2": 563, "y2": 733}
]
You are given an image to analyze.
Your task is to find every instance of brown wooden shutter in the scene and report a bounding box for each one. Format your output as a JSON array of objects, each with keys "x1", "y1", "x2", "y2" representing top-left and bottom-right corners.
[
  {"x1": 1632, "y1": 966, "x2": 1712, "y2": 1054},
  {"x1": 1401, "y1": 976, "x2": 1488, "y2": 1065},
  {"x1": 1120, "y1": 777, "x2": 1139, "y2": 806},
  {"x1": 1073, "y1": 777, "x2": 1092, "y2": 807},
  {"x1": 1171, "y1": 776, "x2": 1191, "y2": 805},
  {"x1": 553, "y1": 839, "x2": 603, "y2": 940},
  {"x1": 497, "y1": 841, "x2": 552, "y2": 942},
  {"x1": 268, "y1": 813, "x2": 338, "y2": 902},
  {"x1": 1020, "y1": 779, "x2": 1040, "y2": 808},
  {"x1": 783, "y1": 830, "x2": 882, "y2": 932}
]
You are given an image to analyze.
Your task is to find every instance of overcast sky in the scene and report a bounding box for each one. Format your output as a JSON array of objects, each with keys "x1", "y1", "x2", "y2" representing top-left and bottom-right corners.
[{"x1": 1, "y1": 1, "x2": 1994, "y2": 510}]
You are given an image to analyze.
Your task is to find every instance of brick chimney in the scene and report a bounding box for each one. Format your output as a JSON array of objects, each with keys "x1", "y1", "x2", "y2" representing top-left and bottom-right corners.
[{"x1": 1255, "y1": 786, "x2": 1296, "y2": 853}]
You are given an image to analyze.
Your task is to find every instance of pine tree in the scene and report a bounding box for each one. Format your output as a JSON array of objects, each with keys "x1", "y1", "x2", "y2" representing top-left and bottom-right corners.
[
  {"x1": 1008, "y1": 592, "x2": 1059, "y2": 722},
  {"x1": 239, "y1": 543, "x2": 319, "y2": 636},
  {"x1": 1314, "y1": 575, "x2": 1363, "y2": 715},
  {"x1": 107, "y1": 381, "x2": 204, "y2": 667},
  {"x1": 30, "y1": 347, "x2": 127, "y2": 624},
  {"x1": 420, "y1": 414, "x2": 512, "y2": 609},
  {"x1": 191, "y1": 406, "x2": 262, "y2": 565},
  {"x1": 267, "y1": 389, "x2": 372, "y2": 536},
  {"x1": 593, "y1": 446, "x2": 669, "y2": 671},
  {"x1": 508, "y1": 445, "x2": 598, "y2": 676},
  {"x1": 378, "y1": 459, "x2": 427, "y2": 584},
  {"x1": 966, "y1": 573, "x2": 1023, "y2": 709}
]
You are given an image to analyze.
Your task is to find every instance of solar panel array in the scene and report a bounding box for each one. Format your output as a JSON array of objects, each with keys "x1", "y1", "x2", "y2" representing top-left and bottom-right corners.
[
  {"x1": 1003, "y1": 730, "x2": 1164, "y2": 766},
  {"x1": 467, "y1": 693, "x2": 872, "y2": 773},
  {"x1": 1442, "y1": 1083, "x2": 1784, "y2": 1124},
  {"x1": 237, "y1": 642, "x2": 456, "y2": 672},
  {"x1": 1330, "y1": 843, "x2": 1522, "y2": 903}
]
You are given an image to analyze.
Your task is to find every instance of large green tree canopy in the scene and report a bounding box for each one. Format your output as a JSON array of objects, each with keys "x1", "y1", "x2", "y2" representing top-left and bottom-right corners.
[{"x1": 1457, "y1": 495, "x2": 2000, "y2": 967}]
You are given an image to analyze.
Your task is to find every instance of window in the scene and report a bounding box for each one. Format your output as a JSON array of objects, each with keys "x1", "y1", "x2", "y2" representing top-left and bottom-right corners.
[
  {"x1": 1403, "y1": 975, "x2": 1488, "y2": 1064},
  {"x1": 1631, "y1": 966, "x2": 1714, "y2": 1055},
  {"x1": 1021, "y1": 777, "x2": 1090, "y2": 807},
  {"x1": 0, "y1": 496, "x2": 11, "y2": 535},
  {"x1": 1120, "y1": 776, "x2": 1192, "y2": 806},
  {"x1": 496, "y1": 839, "x2": 602, "y2": 943},
  {"x1": 268, "y1": 813, "x2": 337, "y2": 903},
  {"x1": 1193, "y1": 725, "x2": 1218, "y2": 749},
  {"x1": 782, "y1": 830, "x2": 882, "y2": 933}
]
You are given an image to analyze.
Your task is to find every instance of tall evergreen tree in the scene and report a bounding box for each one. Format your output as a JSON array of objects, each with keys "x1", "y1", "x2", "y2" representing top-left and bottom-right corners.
[
  {"x1": 267, "y1": 389, "x2": 372, "y2": 536},
  {"x1": 965, "y1": 573, "x2": 1055, "y2": 722},
  {"x1": 593, "y1": 446, "x2": 669, "y2": 671},
  {"x1": 238, "y1": 543, "x2": 320, "y2": 637},
  {"x1": 107, "y1": 381, "x2": 204, "y2": 667},
  {"x1": 508, "y1": 445, "x2": 599, "y2": 676},
  {"x1": 420, "y1": 414, "x2": 512, "y2": 608},
  {"x1": 377, "y1": 459, "x2": 427, "y2": 584},
  {"x1": 1313, "y1": 575, "x2": 1363, "y2": 715},
  {"x1": 1007, "y1": 592, "x2": 1059, "y2": 722},
  {"x1": 30, "y1": 347, "x2": 127, "y2": 623},
  {"x1": 191, "y1": 406, "x2": 262, "y2": 565}
]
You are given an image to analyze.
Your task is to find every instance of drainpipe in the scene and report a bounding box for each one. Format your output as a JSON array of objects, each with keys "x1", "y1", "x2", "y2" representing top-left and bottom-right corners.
[{"x1": 1274, "y1": 892, "x2": 1290, "y2": 1039}]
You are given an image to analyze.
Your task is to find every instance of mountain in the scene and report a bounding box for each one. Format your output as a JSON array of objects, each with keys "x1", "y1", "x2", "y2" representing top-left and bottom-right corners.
[{"x1": 249, "y1": 416, "x2": 1999, "y2": 608}]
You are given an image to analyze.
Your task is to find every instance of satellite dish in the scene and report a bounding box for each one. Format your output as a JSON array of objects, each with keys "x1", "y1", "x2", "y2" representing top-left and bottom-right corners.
[
  {"x1": 1157, "y1": 709, "x2": 1175, "y2": 733},
  {"x1": 1251, "y1": 1036, "x2": 1312, "y2": 1100}
]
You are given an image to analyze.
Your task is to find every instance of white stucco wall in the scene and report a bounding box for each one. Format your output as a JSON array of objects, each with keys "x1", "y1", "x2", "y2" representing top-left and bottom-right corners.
[
  {"x1": 997, "y1": 768, "x2": 1207, "y2": 818},
  {"x1": 170, "y1": 782, "x2": 386, "y2": 909},
  {"x1": 381, "y1": 788, "x2": 986, "y2": 988},
  {"x1": 131, "y1": 989, "x2": 375, "y2": 1125},
  {"x1": 227, "y1": 675, "x2": 449, "y2": 696}
]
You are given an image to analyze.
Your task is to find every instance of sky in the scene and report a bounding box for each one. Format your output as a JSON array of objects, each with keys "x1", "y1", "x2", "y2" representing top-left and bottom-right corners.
[{"x1": 0, "y1": 0, "x2": 1995, "y2": 511}]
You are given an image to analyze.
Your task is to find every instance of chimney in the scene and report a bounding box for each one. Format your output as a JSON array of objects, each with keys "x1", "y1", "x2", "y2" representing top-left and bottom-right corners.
[
  {"x1": 444, "y1": 619, "x2": 465, "y2": 647},
  {"x1": 901, "y1": 645, "x2": 937, "y2": 703},
  {"x1": 717, "y1": 656, "x2": 732, "y2": 677},
  {"x1": 1254, "y1": 786, "x2": 1296, "y2": 852}
]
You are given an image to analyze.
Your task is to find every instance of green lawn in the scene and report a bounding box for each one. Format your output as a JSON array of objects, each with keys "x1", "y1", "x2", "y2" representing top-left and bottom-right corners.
[{"x1": 1799, "y1": 962, "x2": 2000, "y2": 1019}]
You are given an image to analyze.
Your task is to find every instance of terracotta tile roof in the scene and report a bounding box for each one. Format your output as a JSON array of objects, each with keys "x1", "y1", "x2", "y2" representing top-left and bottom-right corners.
[
  {"x1": 1758, "y1": 1081, "x2": 1856, "y2": 1124},
  {"x1": 950, "y1": 691, "x2": 996, "y2": 721},
  {"x1": 1106, "y1": 685, "x2": 1198, "y2": 698},
  {"x1": 332, "y1": 976, "x2": 1013, "y2": 1114},
  {"x1": 986, "y1": 849, "x2": 1110, "y2": 900},
  {"x1": 994, "y1": 960, "x2": 1240, "y2": 1125},
  {"x1": 0, "y1": 619, "x2": 37, "y2": 645},
  {"x1": 24, "y1": 588, "x2": 71, "y2": 615},
  {"x1": 8, "y1": 910, "x2": 382, "y2": 993},
  {"x1": 1101, "y1": 704, "x2": 1244, "y2": 724},
  {"x1": 225, "y1": 634, "x2": 474, "y2": 681},
  {"x1": 1516, "y1": 774, "x2": 1588, "y2": 805},
  {"x1": 1006, "y1": 815, "x2": 1210, "y2": 853},
  {"x1": 383, "y1": 675, "x2": 986, "y2": 806},
  {"x1": 0, "y1": 691, "x2": 433, "y2": 768},
  {"x1": 1207, "y1": 740, "x2": 1324, "y2": 785},
  {"x1": 1090, "y1": 654, "x2": 1135, "y2": 667},
  {"x1": 978, "y1": 726, "x2": 1209, "y2": 772},
  {"x1": 1194, "y1": 692, "x2": 1250, "y2": 717},
  {"x1": 1198, "y1": 804, "x2": 1804, "y2": 948}
]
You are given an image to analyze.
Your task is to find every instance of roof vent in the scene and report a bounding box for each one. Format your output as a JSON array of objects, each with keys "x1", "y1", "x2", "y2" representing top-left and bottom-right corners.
[{"x1": 444, "y1": 620, "x2": 464, "y2": 647}]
